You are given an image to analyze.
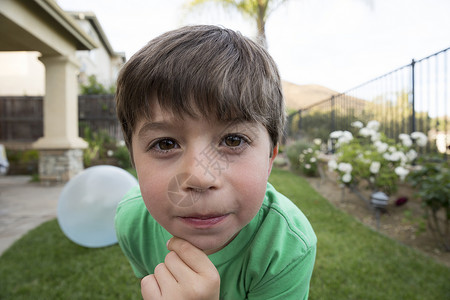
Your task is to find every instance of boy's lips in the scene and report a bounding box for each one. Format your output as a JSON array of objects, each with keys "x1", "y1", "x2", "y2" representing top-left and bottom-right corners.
[{"x1": 179, "y1": 214, "x2": 229, "y2": 228}]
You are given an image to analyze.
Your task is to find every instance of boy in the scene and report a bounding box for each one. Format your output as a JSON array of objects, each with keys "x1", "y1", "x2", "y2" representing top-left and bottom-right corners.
[{"x1": 115, "y1": 25, "x2": 317, "y2": 299}]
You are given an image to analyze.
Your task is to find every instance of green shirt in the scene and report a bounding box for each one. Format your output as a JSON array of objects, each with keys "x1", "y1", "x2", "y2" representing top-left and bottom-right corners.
[{"x1": 115, "y1": 183, "x2": 317, "y2": 299}]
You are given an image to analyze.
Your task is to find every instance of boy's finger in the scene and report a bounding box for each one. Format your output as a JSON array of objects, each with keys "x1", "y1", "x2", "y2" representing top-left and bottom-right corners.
[
  {"x1": 153, "y1": 262, "x2": 178, "y2": 294},
  {"x1": 164, "y1": 250, "x2": 193, "y2": 283},
  {"x1": 167, "y1": 237, "x2": 217, "y2": 275},
  {"x1": 141, "y1": 274, "x2": 162, "y2": 299}
]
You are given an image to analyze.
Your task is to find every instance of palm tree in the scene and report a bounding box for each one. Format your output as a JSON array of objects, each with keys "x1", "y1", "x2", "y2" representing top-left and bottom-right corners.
[{"x1": 184, "y1": 0, "x2": 291, "y2": 48}]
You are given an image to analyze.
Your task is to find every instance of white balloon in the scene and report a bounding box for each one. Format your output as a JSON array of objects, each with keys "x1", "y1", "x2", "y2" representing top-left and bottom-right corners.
[{"x1": 57, "y1": 165, "x2": 138, "y2": 248}]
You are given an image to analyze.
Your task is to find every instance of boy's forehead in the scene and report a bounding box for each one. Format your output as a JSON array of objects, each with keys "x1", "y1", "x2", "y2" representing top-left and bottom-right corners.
[{"x1": 137, "y1": 100, "x2": 259, "y2": 131}]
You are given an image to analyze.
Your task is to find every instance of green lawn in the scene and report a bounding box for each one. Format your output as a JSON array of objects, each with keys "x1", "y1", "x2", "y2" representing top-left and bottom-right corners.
[{"x1": 1, "y1": 168, "x2": 449, "y2": 299}]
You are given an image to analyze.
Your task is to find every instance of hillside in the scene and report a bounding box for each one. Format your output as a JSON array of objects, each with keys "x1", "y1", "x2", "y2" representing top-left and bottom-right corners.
[{"x1": 282, "y1": 81, "x2": 339, "y2": 110}]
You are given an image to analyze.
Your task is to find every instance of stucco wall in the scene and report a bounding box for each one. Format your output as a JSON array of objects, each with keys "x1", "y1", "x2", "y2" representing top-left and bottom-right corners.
[{"x1": 0, "y1": 52, "x2": 45, "y2": 95}]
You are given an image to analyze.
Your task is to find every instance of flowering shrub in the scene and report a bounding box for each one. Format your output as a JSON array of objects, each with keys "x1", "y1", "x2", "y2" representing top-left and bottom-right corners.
[
  {"x1": 408, "y1": 159, "x2": 450, "y2": 251},
  {"x1": 286, "y1": 140, "x2": 313, "y2": 172},
  {"x1": 298, "y1": 139, "x2": 322, "y2": 176},
  {"x1": 327, "y1": 120, "x2": 427, "y2": 195}
]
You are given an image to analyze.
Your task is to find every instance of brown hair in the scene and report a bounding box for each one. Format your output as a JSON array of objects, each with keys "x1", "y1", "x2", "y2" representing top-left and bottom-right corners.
[{"x1": 116, "y1": 25, "x2": 285, "y2": 151}]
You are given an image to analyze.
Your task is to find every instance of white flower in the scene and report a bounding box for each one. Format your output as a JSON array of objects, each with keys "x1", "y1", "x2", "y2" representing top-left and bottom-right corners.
[
  {"x1": 400, "y1": 153, "x2": 408, "y2": 165},
  {"x1": 342, "y1": 173, "x2": 352, "y2": 183},
  {"x1": 314, "y1": 138, "x2": 322, "y2": 145},
  {"x1": 308, "y1": 148, "x2": 314, "y2": 153},
  {"x1": 399, "y1": 133, "x2": 410, "y2": 141},
  {"x1": 417, "y1": 137, "x2": 427, "y2": 147},
  {"x1": 389, "y1": 151, "x2": 406, "y2": 162},
  {"x1": 382, "y1": 151, "x2": 406, "y2": 163},
  {"x1": 351, "y1": 121, "x2": 364, "y2": 128},
  {"x1": 388, "y1": 146, "x2": 396, "y2": 153},
  {"x1": 343, "y1": 131, "x2": 353, "y2": 139},
  {"x1": 328, "y1": 159, "x2": 338, "y2": 170},
  {"x1": 366, "y1": 120, "x2": 380, "y2": 131},
  {"x1": 337, "y1": 131, "x2": 353, "y2": 145},
  {"x1": 305, "y1": 164, "x2": 311, "y2": 169},
  {"x1": 395, "y1": 166, "x2": 409, "y2": 181},
  {"x1": 338, "y1": 162, "x2": 353, "y2": 173},
  {"x1": 118, "y1": 140, "x2": 126, "y2": 147},
  {"x1": 411, "y1": 132, "x2": 427, "y2": 147},
  {"x1": 359, "y1": 127, "x2": 373, "y2": 137},
  {"x1": 369, "y1": 176, "x2": 375, "y2": 183},
  {"x1": 371, "y1": 132, "x2": 381, "y2": 142},
  {"x1": 359, "y1": 126, "x2": 380, "y2": 141},
  {"x1": 406, "y1": 149, "x2": 417, "y2": 162},
  {"x1": 107, "y1": 150, "x2": 114, "y2": 157},
  {"x1": 310, "y1": 157, "x2": 317, "y2": 163},
  {"x1": 374, "y1": 141, "x2": 388, "y2": 153},
  {"x1": 399, "y1": 133, "x2": 413, "y2": 147},
  {"x1": 402, "y1": 137, "x2": 413, "y2": 147},
  {"x1": 330, "y1": 130, "x2": 343, "y2": 139},
  {"x1": 370, "y1": 161, "x2": 381, "y2": 174}
]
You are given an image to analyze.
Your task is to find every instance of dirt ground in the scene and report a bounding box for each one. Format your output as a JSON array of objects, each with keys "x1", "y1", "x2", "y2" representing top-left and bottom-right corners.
[{"x1": 303, "y1": 171, "x2": 450, "y2": 268}]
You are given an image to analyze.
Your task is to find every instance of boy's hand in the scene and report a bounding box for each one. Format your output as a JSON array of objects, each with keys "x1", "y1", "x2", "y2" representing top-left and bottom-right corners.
[{"x1": 141, "y1": 237, "x2": 220, "y2": 300}]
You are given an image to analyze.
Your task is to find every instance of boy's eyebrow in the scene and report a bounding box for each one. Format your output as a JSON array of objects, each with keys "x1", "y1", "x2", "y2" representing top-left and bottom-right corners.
[
  {"x1": 137, "y1": 119, "x2": 260, "y2": 138},
  {"x1": 137, "y1": 121, "x2": 179, "y2": 137}
]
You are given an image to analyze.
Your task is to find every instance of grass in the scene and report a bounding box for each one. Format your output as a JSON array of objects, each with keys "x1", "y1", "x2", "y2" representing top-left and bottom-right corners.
[
  {"x1": 269, "y1": 169, "x2": 450, "y2": 300},
  {"x1": 1, "y1": 168, "x2": 449, "y2": 299}
]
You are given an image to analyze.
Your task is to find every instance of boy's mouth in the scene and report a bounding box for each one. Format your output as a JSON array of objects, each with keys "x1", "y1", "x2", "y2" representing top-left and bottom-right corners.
[{"x1": 179, "y1": 214, "x2": 229, "y2": 228}]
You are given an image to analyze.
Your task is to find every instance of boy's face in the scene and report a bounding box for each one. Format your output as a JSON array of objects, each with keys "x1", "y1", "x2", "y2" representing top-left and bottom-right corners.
[{"x1": 131, "y1": 102, "x2": 277, "y2": 254}]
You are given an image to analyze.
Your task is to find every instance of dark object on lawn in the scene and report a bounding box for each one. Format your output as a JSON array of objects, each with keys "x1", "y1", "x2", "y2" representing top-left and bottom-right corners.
[{"x1": 395, "y1": 196, "x2": 408, "y2": 206}]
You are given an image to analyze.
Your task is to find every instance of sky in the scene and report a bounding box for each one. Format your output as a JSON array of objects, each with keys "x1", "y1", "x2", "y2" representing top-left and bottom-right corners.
[{"x1": 57, "y1": 0, "x2": 450, "y2": 93}]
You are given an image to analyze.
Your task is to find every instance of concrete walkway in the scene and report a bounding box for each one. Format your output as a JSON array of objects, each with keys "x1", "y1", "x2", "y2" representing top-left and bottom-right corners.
[{"x1": 0, "y1": 176, "x2": 63, "y2": 255}]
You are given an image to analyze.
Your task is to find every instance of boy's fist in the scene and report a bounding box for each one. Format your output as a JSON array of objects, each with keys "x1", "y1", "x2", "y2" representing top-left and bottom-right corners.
[{"x1": 141, "y1": 237, "x2": 220, "y2": 300}]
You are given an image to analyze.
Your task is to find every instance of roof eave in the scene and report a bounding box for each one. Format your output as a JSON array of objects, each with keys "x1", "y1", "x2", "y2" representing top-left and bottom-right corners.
[{"x1": 33, "y1": 0, "x2": 97, "y2": 50}]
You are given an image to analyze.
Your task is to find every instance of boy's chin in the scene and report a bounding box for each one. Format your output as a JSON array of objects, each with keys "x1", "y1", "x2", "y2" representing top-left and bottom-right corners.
[{"x1": 189, "y1": 233, "x2": 239, "y2": 255}]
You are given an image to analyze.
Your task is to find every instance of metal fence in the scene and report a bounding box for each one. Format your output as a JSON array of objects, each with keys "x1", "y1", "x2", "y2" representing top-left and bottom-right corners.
[
  {"x1": 0, "y1": 94, "x2": 122, "y2": 143},
  {"x1": 288, "y1": 47, "x2": 450, "y2": 157}
]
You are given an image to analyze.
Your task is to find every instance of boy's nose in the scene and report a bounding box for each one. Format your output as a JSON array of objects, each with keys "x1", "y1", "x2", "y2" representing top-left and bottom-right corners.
[{"x1": 179, "y1": 146, "x2": 221, "y2": 192}]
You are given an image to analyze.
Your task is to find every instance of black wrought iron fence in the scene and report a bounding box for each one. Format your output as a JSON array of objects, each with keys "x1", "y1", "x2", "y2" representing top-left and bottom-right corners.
[
  {"x1": 0, "y1": 94, "x2": 122, "y2": 143},
  {"x1": 288, "y1": 47, "x2": 450, "y2": 158}
]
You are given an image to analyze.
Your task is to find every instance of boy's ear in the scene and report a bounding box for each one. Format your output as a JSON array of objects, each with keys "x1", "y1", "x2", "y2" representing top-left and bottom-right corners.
[{"x1": 268, "y1": 144, "x2": 279, "y2": 175}]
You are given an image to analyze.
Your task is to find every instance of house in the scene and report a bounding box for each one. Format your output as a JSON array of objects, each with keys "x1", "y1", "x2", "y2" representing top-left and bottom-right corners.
[
  {"x1": 0, "y1": 0, "x2": 97, "y2": 182},
  {"x1": 0, "y1": 10, "x2": 124, "y2": 96},
  {"x1": 68, "y1": 11, "x2": 125, "y2": 89}
]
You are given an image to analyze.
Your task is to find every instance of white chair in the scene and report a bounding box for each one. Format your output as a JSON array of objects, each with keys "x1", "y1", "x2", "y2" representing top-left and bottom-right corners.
[{"x1": 0, "y1": 144, "x2": 9, "y2": 175}]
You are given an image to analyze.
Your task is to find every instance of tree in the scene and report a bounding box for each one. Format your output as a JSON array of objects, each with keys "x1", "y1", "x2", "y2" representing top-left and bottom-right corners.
[
  {"x1": 80, "y1": 75, "x2": 116, "y2": 95},
  {"x1": 184, "y1": 0, "x2": 291, "y2": 48}
]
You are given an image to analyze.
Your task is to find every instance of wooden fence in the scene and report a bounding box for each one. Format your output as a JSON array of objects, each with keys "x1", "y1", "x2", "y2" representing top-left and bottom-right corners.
[{"x1": 0, "y1": 94, "x2": 122, "y2": 144}]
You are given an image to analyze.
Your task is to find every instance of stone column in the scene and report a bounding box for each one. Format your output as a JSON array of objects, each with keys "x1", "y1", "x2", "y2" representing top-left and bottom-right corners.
[{"x1": 33, "y1": 54, "x2": 88, "y2": 182}]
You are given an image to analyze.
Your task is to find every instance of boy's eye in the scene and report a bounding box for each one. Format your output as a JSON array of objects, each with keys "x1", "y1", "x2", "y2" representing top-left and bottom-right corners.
[
  {"x1": 223, "y1": 135, "x2": 247, "y2": 147},
  {"x1": 151, "y1": 138, "x2": 178, "y2": 151},
  {"x1": 158, "y1": 139, "x2": 177, "y2": 150}
]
